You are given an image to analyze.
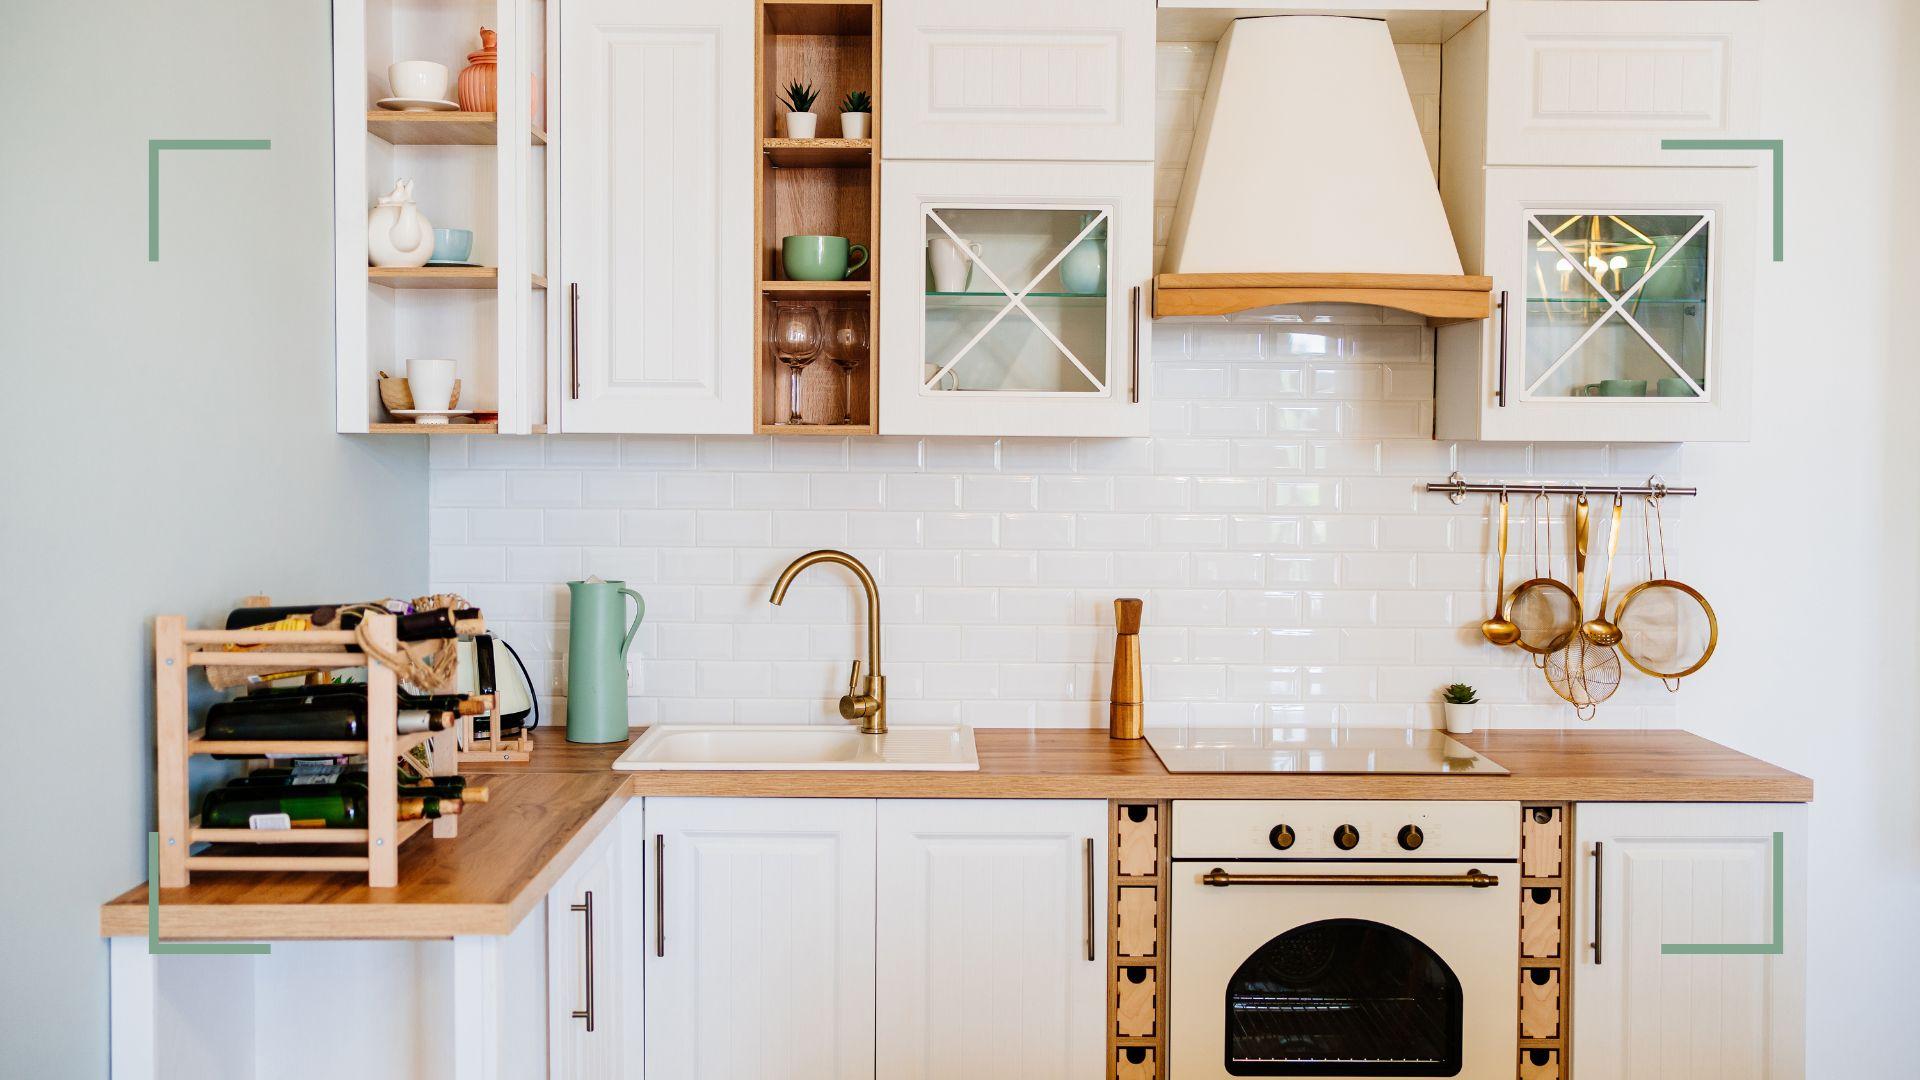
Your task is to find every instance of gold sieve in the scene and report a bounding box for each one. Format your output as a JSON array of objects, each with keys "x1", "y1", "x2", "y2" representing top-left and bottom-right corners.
[
  {"x1": 1614, "y1": 494, "x2": 1717, "y2": 687},
  {"x1": 1505, "y1": 494, "x2": 1580, "y2": 667}
]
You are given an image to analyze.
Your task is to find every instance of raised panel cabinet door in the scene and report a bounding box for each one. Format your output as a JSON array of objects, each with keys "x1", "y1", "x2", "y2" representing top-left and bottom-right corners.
[
  {"x1": 882, "y1": 0, "x2": 1155, "y2": 161},
  {"x1": 876, "y1": 800, "x2": 1108, "y2": 1079},
  {"x1": 548, "y1": 803, "x2": 632, "y2": 1080},
  {"x1": 1571, "y1": 803, "x2": 1806, "y2": 1080},
  {"x1": 1486, "y1": 1, "x2": 1762, "y2": 167},
  {"x1": 643, "y1": 797, "x2": 877, "y2": 1080},
  {"x1": 558, "y1": 0, "x2": 753, "y2": 432},
  {"x1": 879, "y1": 160, "x2": 1153, "y2": 436}
]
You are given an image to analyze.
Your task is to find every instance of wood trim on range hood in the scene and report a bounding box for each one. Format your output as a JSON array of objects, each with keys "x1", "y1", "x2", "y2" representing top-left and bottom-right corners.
[{"x1": 1153, "y1": 272, "x2": 1493, "y2": 325}]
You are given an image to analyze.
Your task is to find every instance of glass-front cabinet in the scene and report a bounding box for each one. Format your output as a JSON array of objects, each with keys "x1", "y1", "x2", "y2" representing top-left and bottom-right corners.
[
  {"x1": 880, "y1": 160, "x2": 1152, "y2": 435},
  {"x1": 1435, "y1": 166, "x2": 1756, "y2": 442}
]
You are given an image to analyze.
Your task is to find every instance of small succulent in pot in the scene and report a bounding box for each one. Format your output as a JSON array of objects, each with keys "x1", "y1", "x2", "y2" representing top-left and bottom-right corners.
[
  {"x1": 838, "y1": 89, "x2": 872, "y2": 140},
  {"x1": 1440, "y1": 683, "x2": 1481, "y2": 734},
  {"x1": 779, "y1": 80, "x2": 820, "y2": 139}
]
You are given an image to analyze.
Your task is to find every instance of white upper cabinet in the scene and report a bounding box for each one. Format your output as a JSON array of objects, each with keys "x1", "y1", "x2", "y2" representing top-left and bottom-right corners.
[
  {"x1": 558, "y1": 0, "x2": 753, "y2": 433},
  {"x1": 876, "y1": 800, "x2": 1109, "y2": 1079},
  {"x1": 881, "y1": 0, "x2": 1156, "y2": 162},
  {"x1": 1472, "y1": 0, "x2": 1763, "y2": 167},
  {"x1": 880, "y1": 160, "x2": 1153, "y2": 436},
  {"x1": 643, "y1": 797, "x2": 876, "y2": 1080},
  {"x1": 1572, "y1": 803, "x2": 1806, "y2": 1080},
  {"x1": 1435, "y1": 165, "x2": 1755, "y2": 443}
]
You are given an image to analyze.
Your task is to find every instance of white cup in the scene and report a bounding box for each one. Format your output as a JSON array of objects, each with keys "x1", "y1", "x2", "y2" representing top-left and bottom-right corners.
[
  {"x1": 388, "y1": 60, "x2": 450, "y2": 102},
  {"x1": 928, "y1": 237, "x2": 981, "y2": 293},
  {"x1": 406, "y1": 357, "x2": 458, "y2": 413}
]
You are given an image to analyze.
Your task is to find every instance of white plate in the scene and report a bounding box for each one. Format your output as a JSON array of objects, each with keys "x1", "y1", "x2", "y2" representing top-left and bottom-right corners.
[
  {"x1": 425, "y1": 260, "x2": 481, "y2": 267},
  {"x1": 390, "y1": 409, "x2": 473, "y2": 426},
  {"x1": 376, "y1": 97, "x2": 460, "y2": 112}
]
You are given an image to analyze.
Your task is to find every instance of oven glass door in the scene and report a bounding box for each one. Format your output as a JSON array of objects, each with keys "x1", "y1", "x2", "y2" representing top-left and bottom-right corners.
[{"x1": 1170, "y1": 861, "x2": 1517, "y2": 1080}]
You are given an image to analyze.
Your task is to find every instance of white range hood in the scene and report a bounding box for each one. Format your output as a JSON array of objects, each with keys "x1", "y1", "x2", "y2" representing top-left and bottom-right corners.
[{"x1": 1156, "y1": 15, "x2": 1490, "y2": 323}]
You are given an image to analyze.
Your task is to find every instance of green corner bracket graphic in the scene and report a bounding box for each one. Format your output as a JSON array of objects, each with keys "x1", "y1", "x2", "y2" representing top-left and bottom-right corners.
[
  {"x1": 147, "y1": 832, "x2": 271, "y2": 955},
  {"x1": 147, "y1": 138, "x2": 271, "y2": 262},
  {"x1": 1661, "y1": 138, "x2": 1784, "y2": 262},
  {"x1": 1660, "y1": 831, "x2": 1786, "y2": 956}
]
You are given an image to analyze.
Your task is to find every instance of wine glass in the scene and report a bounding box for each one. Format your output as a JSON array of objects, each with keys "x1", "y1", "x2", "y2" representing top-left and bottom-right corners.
[
  {"x1": 825, "y1": 306, "x2": 869, "y2": 425},
  {"x1": 768, "y1": 301, "x2": 821, "y2": 425}
]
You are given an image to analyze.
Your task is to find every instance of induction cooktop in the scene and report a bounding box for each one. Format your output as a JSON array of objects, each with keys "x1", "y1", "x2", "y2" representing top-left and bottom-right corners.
[{"x1": 1144, "y1": 726, "x2": 1509, "y2": 775}]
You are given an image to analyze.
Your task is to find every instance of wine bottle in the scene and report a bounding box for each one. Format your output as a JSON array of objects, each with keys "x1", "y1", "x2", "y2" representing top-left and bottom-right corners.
[
  {"x1": 230, "y1": 769, "x2": 490, "y2": 803},
  {"x1": 226, "y1": 604, "x2": 485, "y2": 640},
  {"x1": 240, "y1": 683, "x2": 488, "y2": 716},
  {"x1": 203, "y1": 703, "x2": 362, "y2": 741},
  {"x1": 201, "y1": 788, "x2": 471, "y2": 829}
]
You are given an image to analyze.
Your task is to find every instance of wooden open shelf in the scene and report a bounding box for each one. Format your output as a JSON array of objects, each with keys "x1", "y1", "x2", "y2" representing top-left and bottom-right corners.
[
  {"x1": 367, "y1": 422, "x2": 500, "y2": 435},
  {"x1": 755, "y1": 0, "x2": 880, "y2": 435},
  {"x1": 369, "y1": 266, "x2": 497, "y2": 289},
  {"x1": 1154, "y1": 272, "x2": 1495, "y2": 325},
  {"x1": 365, "y1": 111, "x2": 547, "y2": 146}
]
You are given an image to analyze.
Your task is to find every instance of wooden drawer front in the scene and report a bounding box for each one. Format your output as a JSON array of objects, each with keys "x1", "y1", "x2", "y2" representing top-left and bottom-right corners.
[
  {"x1": 1116, "y1": 805, "x2": 1159, "y2": 877},
  {"x1": 1519, "y1": 967, "x2": 1562, "y2": 1039},
  {"x1": 1115, "y1": 966, "x2": 1156, "y2": 1037},
  {"x1": 1115, "y1": 886, "x2": 1158, "y2": 958},
  {"x1": 1114, "y1": 1046, "x2": 1156, "y2": 1080},
  {"x1": 1521, "y1": 807, "x2": 1564, "y2": 878},
  {"x1": 1520, "y1": 1047, "x2": 1562, "y2": 1080},
  {"x1": 1521, "y1": 887, "x2": 1562, "y2": 958}
]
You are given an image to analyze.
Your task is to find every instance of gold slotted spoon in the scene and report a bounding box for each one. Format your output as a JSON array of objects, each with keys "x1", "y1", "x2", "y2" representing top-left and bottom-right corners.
[{"x1": 1581, "y1": 493, "x2": 1625, "y2": 646}]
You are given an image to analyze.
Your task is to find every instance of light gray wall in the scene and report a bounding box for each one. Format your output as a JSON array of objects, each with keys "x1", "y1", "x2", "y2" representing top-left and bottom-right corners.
[{"x1": 0, "y1": 2, "x2": 426, "y2": 1074}]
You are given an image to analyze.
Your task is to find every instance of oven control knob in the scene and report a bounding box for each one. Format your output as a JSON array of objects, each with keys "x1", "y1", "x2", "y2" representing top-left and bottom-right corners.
[
  {"x1": 1333, "y1": 824, "x2": 1360, "y2": 850},
  {"x1": 1268, "y1": 824, "x2": 1296, "y2": 851},
  {"x1": 1398, "y1": 825, "x2": 1425, "y2": 851}
]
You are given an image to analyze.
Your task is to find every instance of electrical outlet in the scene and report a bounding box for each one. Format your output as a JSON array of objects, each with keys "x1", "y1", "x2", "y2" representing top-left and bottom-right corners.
[{"x1": 627, "y1": 657, "x2": 642, "y2": 695}]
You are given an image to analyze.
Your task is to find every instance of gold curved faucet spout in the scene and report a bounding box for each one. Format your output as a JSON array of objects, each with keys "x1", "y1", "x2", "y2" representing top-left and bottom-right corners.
[{"x1": 769, "y1": 549, "x2": 886, "y2": 734}]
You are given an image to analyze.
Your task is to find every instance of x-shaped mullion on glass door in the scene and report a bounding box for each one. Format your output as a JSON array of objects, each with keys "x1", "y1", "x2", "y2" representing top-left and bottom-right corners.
[{"x1": 922, "y1": 208, "x2": 1110, "y2": 393}]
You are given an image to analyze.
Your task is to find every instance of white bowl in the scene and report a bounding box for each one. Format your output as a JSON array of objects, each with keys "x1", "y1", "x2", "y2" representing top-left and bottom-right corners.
[{"x1": 388, "y1": 60, "x2": 450, "y2": 102}]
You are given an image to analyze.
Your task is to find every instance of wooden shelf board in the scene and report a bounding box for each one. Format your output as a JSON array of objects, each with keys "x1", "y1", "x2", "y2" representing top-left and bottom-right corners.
[
  {"x1": 765, "y1": 0, "x2": 875, "y2": 36},
  {"x1": 755, "y1": 421, "x2": 876, "y2": 436},
  {"x1": 368, "y1": 422, "x2": 500, "y2": 435},
  {"x1": 186, "y1": 729, "x2": 442, "y2": 758},
  {"x1": 1154, "y1": 272, "x2": 1494, "y2": 325},
  {"x1": 764, "y1": 137, "x2": 872, "y2": 167},
  {"x1": 365, "y1": 111, "x2": 498, "y2": 146},
  {"x1": 368, "y1": 266, "x2": 499, "y2": 290},
  {"x1": 760, "y1": 279, "x2": 871, "y2": 299}
]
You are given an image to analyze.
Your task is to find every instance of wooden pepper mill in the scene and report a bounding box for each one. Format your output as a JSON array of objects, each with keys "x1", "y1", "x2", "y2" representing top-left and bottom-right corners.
[{"x1": 1110, "y1": 598, "x2": 1144, "y2": 739}]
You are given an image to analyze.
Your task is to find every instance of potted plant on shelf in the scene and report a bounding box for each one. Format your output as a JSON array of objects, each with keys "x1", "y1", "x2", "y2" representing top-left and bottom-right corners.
[
  {"x1": 779, "y1": 81, "x2": 819, "y2": 139},
  {"x1": 839, "y1": 90, "x2": 871, "y2": 140},
  {"x1": 1440, "y1": 683, "x2": 1481, "y2": 735}
]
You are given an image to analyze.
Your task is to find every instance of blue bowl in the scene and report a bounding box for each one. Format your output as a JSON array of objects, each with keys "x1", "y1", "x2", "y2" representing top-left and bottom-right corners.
[{"x1": 430, "y1": 228, "x2": 473, "y2": 263}]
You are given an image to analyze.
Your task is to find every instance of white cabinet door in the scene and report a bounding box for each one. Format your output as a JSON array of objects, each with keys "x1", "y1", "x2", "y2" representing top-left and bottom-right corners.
[
  {"x1": 1486, "y1": 1, "x2": 1762, "y2": 167},
  {"x1": 549, "y1": 802, "x2": 638, "y2": 1079},
  {"x1": 558, "y1": 0, "x2": 753, "y2": 432},
  {"x1": 876, "y1": 800, "x2": 1108, "y2": 1079},
  {"x1": 643, "y1": 797, "x2": 876, "y2": 1080},
  {"x1": 879, "y1": 160, "x2": 1152, "y2": 436},
  {"x1": 882, "y1": 0, "x2": 1155, "y2": 162},
  {"x1": 1572, "y1": 803, "x2": 1806, "y2": 1080},
  {"x1": 1435, "y1": 164, "x2": 1755, "y2": 443}
]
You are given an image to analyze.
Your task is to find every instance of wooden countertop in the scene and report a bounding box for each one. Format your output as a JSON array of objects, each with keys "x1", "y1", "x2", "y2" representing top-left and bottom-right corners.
[{"x1": 102, "y1": 727, "x2": 1809, "y2": 940}]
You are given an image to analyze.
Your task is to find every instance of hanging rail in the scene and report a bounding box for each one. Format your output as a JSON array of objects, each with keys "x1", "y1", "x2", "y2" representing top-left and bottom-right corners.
[{"x1": 1425, "y1": 472, "x2": 1697, "y2": 506}]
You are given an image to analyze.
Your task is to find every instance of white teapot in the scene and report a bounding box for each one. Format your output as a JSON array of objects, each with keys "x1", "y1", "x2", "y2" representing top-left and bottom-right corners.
[{"x1": 368, "y1": 179, "x2": 434, "y2": 268}]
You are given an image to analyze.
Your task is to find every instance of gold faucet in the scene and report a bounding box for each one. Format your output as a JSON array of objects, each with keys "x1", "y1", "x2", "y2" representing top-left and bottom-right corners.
[{"x1": 768, "y1": 550, "x2": 886, "y2": 735}]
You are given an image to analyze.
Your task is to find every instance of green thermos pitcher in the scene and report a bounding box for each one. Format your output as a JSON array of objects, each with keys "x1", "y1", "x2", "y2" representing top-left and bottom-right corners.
[{"x1": 566, "y1": 578, "x2": 645, "y2": 743}]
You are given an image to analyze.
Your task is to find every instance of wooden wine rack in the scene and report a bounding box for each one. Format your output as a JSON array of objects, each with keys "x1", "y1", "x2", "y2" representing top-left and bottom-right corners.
[
  {"x1": 1518, "y1": 803, "x2": 1575, "y2": 1079},
  {"x1": 153, "y1": 610, "x2": 462, "y2": 889},
  {"x1": 1109, "y1": 801, "x2": 1172, "y2": 1079}
]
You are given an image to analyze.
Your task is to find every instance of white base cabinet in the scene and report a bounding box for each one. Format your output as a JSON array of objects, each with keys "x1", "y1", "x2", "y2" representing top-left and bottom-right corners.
[
  {"x1": 548, "y1": 800, "x2": 642, "y2": 1078},
  {"x1": 1572, "y1": 802, "x2": 1806, "y2": 1080}
]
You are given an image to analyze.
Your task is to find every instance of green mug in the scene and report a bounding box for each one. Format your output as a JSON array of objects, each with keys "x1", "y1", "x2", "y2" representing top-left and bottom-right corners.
[
  {"x1": 782, "y1": 234, "x2": 868, "y2": 281},
  {"x1": 1581, "y1": 379, "x2": 1647, "y2": 397}
]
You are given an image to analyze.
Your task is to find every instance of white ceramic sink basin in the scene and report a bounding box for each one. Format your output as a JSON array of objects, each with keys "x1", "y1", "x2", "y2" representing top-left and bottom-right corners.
[{"x1": 612, "y1": 724, "x2": 980, "y2": 771}]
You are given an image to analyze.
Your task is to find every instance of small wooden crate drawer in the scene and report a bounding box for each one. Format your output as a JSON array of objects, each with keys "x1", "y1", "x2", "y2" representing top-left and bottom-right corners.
[
  {"x1": 1520, "y1": 1047, "x2": 1562, "y2": 1080},
  {"x1": 1115, "y1": 1046, "x2": 1157, "y2": 1079},
  {"x1": 1116, "y1": 886, "x2": 1159, "y2": 958},
  {"x1": 1522, "y1": 806, "x2": 1565, "y2": 878},
  {"x1": 1520, "y1": 967, "x2": 1562, "y2": 1038},
  {"x1": 1521, "y1": 887, "x2": 1563, "y2": 959},
  {"x1": 1116, "y1": 804, "x2": 1160, "y2": 877},
  {"x1": 1115, "y1": 965, "x2": 1157, "y2": 1037}
]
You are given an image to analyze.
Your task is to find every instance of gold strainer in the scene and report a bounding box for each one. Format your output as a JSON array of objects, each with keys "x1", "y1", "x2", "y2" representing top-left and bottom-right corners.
[
  {"x1": 1544, "y1": 495, "x2": 1621, "y2": 720},
  {"x1": 1505, "y1": 494, "x2": 1580, "y2": 667},
  {"x1": 1615, "y1": 494, "x2": 1717, "y2": 688}
]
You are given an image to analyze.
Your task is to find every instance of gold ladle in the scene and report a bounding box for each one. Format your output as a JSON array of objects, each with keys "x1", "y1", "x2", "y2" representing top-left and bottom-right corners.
[
  {"x1": 1581, "y1": 493, "x2": 1625, "y2": 646},
  {"x1": 1481, "y1": 491, "x2": 1522, "y2": 646}
]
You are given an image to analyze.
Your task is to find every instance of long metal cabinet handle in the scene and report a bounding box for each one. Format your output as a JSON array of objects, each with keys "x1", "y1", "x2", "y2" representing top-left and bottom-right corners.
[
  {"x1": 1591, "y1": 841, "x2": 1604, "y2": 965},
  {"x1": 569, "y1": 283, "x2": 581, "y2": 400},
  {"x1": 654, "y1": 834, "x2": 665, "y2": 958},
  {"x1": 569, "y1": 890, "x2": 596, "y2": 1031},
  {"x1": 1201, "y1": 869, "x2": 1500, "y2": 889},
  {"x1": 1084, "y1": 838, "x2": 1097, "y2": 962},
  {"x1": 1495, "y1": 289, "x2": 1509, "y2": 408},
  {"x1": 1129, "y1": 286, "x2": 1142, "y2": 404}
]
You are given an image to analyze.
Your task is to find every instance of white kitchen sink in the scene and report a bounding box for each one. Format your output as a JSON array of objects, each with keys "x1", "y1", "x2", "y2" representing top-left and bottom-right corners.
[{"x1": 612, "y1": 724, "x2": 980, "y2": 771}]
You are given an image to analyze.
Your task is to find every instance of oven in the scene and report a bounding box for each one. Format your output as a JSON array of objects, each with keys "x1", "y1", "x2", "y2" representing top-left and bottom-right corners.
[{"x1": 1170, "y1": 801, "x2": 1519, "y2": 1078}]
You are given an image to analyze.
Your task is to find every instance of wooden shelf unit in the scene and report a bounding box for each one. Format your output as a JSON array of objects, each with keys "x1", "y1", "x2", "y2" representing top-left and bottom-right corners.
[
  {"x1": 1109, "y1": 801, "x2": 1171, "y2": 1079},
  {"x1": 1517, "y1": 804, "x2": 1575, "y2": 1079},
  {"x1": 154, "y1": 612, "x2": 463, "y2": 889},
  {"x1": 754, "y1": 0, "x2": 880, "y2": 434},
  {"x1": 364, "y1": 111, "x2": 547, "y2": 146},
  {"x1": 366, "y1": 422, "x2": 500, "y2": 435}
]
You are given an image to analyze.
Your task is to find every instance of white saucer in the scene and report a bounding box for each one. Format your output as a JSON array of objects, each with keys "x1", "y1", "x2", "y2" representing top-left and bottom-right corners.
[
  {"x1": 376, "y1": 97, "x2": 460, "y2": 112},
  {"x1": 425, "y1": 260, "x2": 481, "y2": 268},
  {"x1": 391, "y1": 409, "x2": 473, "y2": 426}
]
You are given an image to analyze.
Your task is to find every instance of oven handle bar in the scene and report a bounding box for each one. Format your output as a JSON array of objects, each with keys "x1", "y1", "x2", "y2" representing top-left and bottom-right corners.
[{"x1": 1201, "y1": 868, "x2": 1500, "y2": 888}]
